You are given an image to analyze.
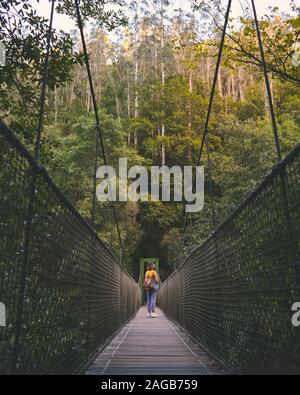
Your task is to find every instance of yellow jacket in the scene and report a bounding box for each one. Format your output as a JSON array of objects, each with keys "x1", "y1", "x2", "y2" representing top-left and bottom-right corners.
[{"x1": 145, "y1": 269, "x2": 159, "y2": 281}]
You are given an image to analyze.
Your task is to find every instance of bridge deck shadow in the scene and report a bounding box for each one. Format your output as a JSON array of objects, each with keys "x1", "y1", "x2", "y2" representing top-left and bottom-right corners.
[{"x1": 85, "y1": 306, "x2": 227, "y2": 375}]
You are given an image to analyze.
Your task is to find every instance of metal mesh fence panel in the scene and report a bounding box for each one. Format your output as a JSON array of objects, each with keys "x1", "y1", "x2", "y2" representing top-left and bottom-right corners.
[
  {"x1": 0, "y1": 120, "x2": 141, "y2": 374},
  {"x1": 158, "y1": 142, "x2": 300, "y2": 374}
]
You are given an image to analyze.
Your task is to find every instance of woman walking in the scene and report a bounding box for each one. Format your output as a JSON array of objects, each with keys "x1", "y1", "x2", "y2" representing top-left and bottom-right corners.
[{"x1": 144, "y1": 262, "x2": 160, "y2": 318}]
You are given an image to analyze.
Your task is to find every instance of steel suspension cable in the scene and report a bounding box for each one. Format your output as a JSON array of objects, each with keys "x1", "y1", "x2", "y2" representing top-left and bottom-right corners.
[
  {"x1": 196, "y1": 0, "x2": 232, "y2": 169},
  {"x1": 250, "y1": 0, "x2": 282, "y2": 162},
  {"x1": 176, "y1": 0, "x2": 232, "y2": 269},
  {"x1": 205, "y1": 133, "x2": 217, "y2": 231},
  {"x1": 250, "y1": 2, "x2": 296, "y2": 294},
  {"x1": 34, "y1": 0, "x2": 55, "y2": 161},
  {"x1": 12, "y1": 0, "x2": 56, "y2": 370},
  {"x1": 74, "y1": 0, "x2": 125, "y2": 264},
  {"x1": 91, "y1": 131, "x2": 99, "y2": 225}
]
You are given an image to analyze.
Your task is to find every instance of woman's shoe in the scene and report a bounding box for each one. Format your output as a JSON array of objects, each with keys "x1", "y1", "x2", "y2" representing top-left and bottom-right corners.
[
  {"x1": 147, "y1": 313, "x2": 151, "y2": 318},
  {"x1": 151, "y1": 312, "x2": 157, "y2": 318}
]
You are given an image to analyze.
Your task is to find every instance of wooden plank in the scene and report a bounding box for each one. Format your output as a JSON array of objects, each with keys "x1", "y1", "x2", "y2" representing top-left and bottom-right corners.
[{"x1": 85, "y1": 307, "x2": 227, "y2": 375}]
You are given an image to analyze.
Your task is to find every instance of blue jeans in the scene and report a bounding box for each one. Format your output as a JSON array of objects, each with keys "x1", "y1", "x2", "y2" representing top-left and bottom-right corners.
[{"x1": 147, "y1": 289, "x2": 158, "y2": 313}]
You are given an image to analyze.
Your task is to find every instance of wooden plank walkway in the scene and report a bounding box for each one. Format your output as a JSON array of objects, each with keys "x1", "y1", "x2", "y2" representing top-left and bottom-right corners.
[{"x1": 85, "y1": 306, "x2": 227, "y2": 375}]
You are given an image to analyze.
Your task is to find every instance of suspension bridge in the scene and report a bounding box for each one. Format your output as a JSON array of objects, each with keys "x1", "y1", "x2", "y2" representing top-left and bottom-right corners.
[{"x1": 0, "y1": 0, "x2": 300, "y2": 375}]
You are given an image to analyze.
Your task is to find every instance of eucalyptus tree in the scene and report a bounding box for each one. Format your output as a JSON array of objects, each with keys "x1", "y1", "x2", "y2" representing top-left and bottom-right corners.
[
  {"x1": 151, "y1": 0, "x2": 171, "y2": 165},
  {"x1": 125, "y1": 0, "x2": 151, "y2": 145},
  {"x1": 192, "y1": 0, "x2": 300, "y2": 85},
  {"x1": 0, "y1": 0, "x2": 127, "y2": 146}
]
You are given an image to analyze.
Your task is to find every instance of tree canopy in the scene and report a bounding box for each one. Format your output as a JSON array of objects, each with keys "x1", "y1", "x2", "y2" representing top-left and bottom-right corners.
[{"x1": 0, "y1": 0, "x2": 299, "y2": 278}]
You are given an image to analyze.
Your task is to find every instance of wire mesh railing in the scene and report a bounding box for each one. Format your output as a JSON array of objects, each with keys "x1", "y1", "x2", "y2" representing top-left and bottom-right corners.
[
  {"x1": 0, "y1": 120, "x2": 141, "y2": 374},
  {"x1": 158, "y1": 142, "x2": 300, "y2": 374}
]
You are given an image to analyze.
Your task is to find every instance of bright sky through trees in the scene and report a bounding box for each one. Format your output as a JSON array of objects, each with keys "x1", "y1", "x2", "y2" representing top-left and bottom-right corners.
[{"x1": 32, "y1": 0, "x2": 296, "y2": 32}]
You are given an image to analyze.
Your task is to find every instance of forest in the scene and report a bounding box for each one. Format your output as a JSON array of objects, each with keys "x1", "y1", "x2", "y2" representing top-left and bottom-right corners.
[{"x1": 0, "y1": 0, "x2": 299, "y2": 280}]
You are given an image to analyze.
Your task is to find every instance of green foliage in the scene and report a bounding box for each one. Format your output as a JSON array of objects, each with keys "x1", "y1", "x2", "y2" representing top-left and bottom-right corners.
[
  {"x1": 160, "y1": 227, "x2": 181, "y2": 269},
  {"x1": 44, "y1": 110, "x2": 124, "y2": 206},
  {"x1": 0, "y1": 0, "x2": 83, "y2": 143},
  {"x1": 211, "y1": 119, "x2": 276, "y2": 215},
  {"x1": 56, "y1": 0, "x2": 128, "y2": 30},
  {"x1": 177, "y1": 120, "x2": 277, "y2": 264},
  {"x1": 1, "y1": 0, "x2": 299, "y2": 277}
]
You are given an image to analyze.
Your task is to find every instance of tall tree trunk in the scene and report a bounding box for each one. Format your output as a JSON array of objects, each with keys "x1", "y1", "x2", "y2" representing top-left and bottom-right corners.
[
  {"x1": 218, "y1": 68, "x2": 222, "y2": 96},
  {"x1": 154, "y1": 40, "x2": 157, "y2": 74},
  {"x1": 109, "y1": 72, "x2": 121, "y2": 120},
  {"x1": 238, "y1": 67, "x2": 244, "y2": 101},
  {"x1": 133, "y1": 3, "x2": 139, "y2": 147},
  {"x1": 86, "y1": 79, "x2": 90, "y2": 113},
  {"x1": 127, "y1": 68, "x2": 131, "y2": 144},
  {"x1": 54, "y1": 85, "x2": 58, "y2": 123},
  {"x1": 160, "y1": 0, "x2": 165, "y2": 165},
  {"x1": 206, "y1": 56, "x2": 210, "y2": 84},
  {"x1": 134, "y1": 55, "x2": 139, "y2": 146},
  {"x1": 98, "y1": 35, "x2": 103, "y2": 102},
  {"x1": 188, "y1": 69, "x2": 193, "y2": 129},
  {"x1": 231, "y1": 74, "x2": 236, "y2": 99},
  {"x1": 69, "y1": 80, "x2": 76, "y2": 108},
  {"x1": 187, "y1": 70, "x2": 193, "y2": 162}
]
